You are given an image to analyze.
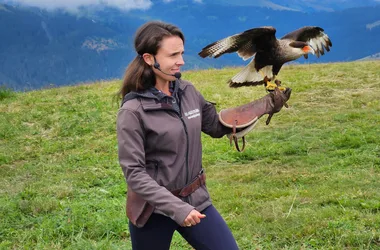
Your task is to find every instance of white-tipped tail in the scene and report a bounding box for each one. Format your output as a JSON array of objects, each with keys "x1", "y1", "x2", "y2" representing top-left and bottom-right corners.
[{"x1": 230, "y1": 59, "x2": 273, "y2": 84}]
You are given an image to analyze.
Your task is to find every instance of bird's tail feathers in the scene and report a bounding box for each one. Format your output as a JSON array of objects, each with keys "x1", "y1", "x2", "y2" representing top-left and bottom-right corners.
[
  {"x1": 260, "y1": 65, "x2": 273, "y2": 79},
  {"x1": 229, "y1": 60, "x2": 273, "y2": 88}
]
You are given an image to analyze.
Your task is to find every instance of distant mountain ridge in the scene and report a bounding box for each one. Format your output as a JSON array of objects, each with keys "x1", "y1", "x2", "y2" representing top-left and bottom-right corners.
[
  {"x1": 358, "y1": 52, "x2": 380, "y2": 61},
  {"x1": 0, "y1": 2, "x2": 379, "y2": 90}
]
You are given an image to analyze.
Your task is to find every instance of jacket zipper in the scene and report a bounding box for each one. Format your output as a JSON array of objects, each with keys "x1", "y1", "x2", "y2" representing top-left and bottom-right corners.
[
  {"x1": 172, "y1": 95, "x2": 189, "y2": 184},
  {"x1": 176, "y1": 90, "x2": 189, "y2": 183},
  {"x1": 179, "y1": 116, "x2": 190, "y2": 183}
]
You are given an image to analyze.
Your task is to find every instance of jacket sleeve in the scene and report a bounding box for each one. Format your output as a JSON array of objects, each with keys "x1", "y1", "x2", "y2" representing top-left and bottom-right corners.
[
  {"x1": 198, "y1": 92, "x2": 231, "y2": 138},
  {"x1": 117, "y1": 107, "x2": 195, "y2": 225}
]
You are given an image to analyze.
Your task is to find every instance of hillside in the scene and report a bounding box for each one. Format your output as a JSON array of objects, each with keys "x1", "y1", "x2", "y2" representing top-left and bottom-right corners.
[
  {"x1": 1, "y1": 61, "x2": 380, "y2": 249},
  {"x1": 0, "y1": 2, "x2": 379, "y2": 91}
]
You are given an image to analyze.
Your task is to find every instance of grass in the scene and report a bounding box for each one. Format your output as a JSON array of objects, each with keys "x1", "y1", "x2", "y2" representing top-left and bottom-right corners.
[
  {"x1": 1, "y1": 61, "x2": 380, "y2": 249},
  {"x1": 0, "y1": 85, "x2": 15, "y2": 101}
]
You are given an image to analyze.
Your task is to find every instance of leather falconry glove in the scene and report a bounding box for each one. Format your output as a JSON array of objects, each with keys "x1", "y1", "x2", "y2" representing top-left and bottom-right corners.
[{"x1": 219, "y1": 87, "x2": 292, "y2": 152}]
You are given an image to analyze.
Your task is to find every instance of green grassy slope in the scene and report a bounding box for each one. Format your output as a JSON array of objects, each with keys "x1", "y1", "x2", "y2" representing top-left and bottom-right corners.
[{"x1": 1, "y1": 61, "x2": 380, "y2": 249}]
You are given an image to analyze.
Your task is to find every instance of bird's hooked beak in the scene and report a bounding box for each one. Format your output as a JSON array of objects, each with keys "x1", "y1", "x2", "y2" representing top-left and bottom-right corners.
[{"x1": 303, "y1": 45, "x2": 315, "y2": 54}]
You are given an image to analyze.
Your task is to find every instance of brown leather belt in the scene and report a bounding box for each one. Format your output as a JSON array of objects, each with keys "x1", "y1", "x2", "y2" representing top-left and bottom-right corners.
[{"x1": 171, "y1": 171, "x2": 206, "y2": 198}]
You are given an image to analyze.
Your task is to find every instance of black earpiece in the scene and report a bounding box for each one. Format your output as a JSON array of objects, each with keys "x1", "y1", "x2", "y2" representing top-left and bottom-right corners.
[{"x1": 153, "y1": 62, "x2": 160, "y2": 69}]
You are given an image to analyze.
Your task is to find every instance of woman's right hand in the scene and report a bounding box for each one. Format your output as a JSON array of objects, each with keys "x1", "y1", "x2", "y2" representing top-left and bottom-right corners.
[{"x1": 182, "y1": 209, "x2": 206, "y2": 227}]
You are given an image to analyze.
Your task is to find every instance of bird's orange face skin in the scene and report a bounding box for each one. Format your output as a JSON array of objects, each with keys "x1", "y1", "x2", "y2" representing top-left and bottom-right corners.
[{"x1": 302, "y1": 45, "x2": 313, "y2": 53}]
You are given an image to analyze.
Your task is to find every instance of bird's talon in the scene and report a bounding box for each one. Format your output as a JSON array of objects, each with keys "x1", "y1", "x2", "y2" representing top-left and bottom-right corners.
[{"x1": 265, "y1": 81, "x2": 278, "y2": 91}]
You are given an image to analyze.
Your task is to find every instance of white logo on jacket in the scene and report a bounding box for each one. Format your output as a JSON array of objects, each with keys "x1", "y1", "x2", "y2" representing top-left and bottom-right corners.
[{"x1": 184, "y1": 109, "x2": 200, "y2": 119}]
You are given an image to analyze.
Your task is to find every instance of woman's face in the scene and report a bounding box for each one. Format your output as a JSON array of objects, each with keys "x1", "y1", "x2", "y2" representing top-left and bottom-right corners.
[{"x1": 145, "y1": 35, "x2": 185, "y2": 83}]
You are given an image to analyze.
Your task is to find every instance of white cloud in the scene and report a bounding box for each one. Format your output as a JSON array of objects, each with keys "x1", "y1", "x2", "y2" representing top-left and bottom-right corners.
[
  {"x1": 366, "y1": 20, "x2": 380, "y2": 30},
  {"x1": 163, "y1": 0, "x2": 202, "y2": 3},
  {"x1": 1, "y1": 0, "x2": 153, "y2": 11}
]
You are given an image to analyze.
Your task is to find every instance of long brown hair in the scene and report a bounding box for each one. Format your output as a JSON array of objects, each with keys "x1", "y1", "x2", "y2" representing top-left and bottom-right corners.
[{"x1": 118, "y1": 21, "x2": 185, "y2": 99}]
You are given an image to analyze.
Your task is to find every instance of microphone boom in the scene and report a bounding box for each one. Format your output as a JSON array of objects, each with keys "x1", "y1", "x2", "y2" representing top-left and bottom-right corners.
[{"x1": 153, "y1": 57, "x2": 181, "y2": 79}]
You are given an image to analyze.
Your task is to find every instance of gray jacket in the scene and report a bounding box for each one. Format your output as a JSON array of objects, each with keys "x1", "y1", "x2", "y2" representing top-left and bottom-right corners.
[{"x1": 117, "y1": 79, "x2": 230, "y2": 225}]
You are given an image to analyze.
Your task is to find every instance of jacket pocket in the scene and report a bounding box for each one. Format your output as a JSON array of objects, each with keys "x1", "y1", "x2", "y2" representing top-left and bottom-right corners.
[{"x1": 145, "y1": 160, "x2": 159, "y2": 180}]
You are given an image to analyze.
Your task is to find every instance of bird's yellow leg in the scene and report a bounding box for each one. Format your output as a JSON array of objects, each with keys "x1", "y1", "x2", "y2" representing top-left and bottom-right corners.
[
  {"x1": 259, "y1": 71, "x2": 277, "y2": 91},
  {"x1": 266, "y1": 82, "x2": 279, "y2": 91},
  {"x1": 268, "y1": 74, "x2": 286, "y2": 92}
]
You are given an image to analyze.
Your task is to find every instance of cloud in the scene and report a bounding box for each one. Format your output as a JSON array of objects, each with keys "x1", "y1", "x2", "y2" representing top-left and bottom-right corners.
[
  {"x1": 0, "y1": 0, "x2": 153, "y2": 11},
  {"x1": 163, "y1": 0, "x2": 202, "y2": 3}
]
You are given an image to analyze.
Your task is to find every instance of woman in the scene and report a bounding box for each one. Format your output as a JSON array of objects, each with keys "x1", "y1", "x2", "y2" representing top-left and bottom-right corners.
[{"x1": 116, "y1": 21, "x2": 240, "y2": 249}]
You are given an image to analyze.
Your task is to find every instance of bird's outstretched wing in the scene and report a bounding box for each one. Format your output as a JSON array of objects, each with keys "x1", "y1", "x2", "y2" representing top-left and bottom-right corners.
[
  {"x1": 198, "y1": 26, "x2": 277, "y2": 60},
  {"x1": 281, "y1": 26, "x2": 332, "y2": 58}
]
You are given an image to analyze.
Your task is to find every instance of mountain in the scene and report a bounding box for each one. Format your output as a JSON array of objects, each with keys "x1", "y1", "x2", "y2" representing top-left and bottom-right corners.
[
  {"x1": 358, "y1": 52, "x2": 380, "y2": 61},
  {"x1": 0, "y1": 4, "x2": 138, "y2": 90},
  {"x1": 0, "y1": 1, "x2": 379, "y2": 90}
]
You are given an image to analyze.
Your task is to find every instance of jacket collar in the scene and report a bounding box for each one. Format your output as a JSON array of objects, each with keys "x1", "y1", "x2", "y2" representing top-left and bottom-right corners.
[{"x1": 121, "y1": 79, "x2": 183, "y2": 109}]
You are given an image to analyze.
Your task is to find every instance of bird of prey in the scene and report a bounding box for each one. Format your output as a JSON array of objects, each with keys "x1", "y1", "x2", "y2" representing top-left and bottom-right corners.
[{"x1": 198, "y1": 26, "x2": 332, "y2": 91}]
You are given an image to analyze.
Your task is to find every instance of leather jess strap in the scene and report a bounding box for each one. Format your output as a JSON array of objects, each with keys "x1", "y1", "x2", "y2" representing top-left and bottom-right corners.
[
  {"x1": 171, "y1": 172, "x2": 206, "y2": 198},
  {"x1": 230, "y1": 121, "x2": 246, "y2": 152}
]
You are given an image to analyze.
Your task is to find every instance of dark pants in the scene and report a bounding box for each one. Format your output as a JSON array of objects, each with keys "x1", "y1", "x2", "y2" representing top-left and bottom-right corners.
[{"x1": 129, "y1": 205, "x2": 239, "y2": 250}]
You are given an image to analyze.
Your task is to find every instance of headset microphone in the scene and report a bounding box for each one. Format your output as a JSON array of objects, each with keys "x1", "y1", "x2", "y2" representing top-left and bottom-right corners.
[{"x1": 153, "y1": 57, "x2": 181, "y2": 79}]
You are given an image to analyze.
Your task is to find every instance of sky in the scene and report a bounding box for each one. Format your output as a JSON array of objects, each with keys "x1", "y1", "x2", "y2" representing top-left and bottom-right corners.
[
  {"x1": 0, "y1": 0, "x2": 154, "y2": 11},
  {"x1": 0, "y1": 0, "x2": 205, "y2": 11},
  {"x1": 0, "y1": 0, "x2": 377, "y2": 12}
]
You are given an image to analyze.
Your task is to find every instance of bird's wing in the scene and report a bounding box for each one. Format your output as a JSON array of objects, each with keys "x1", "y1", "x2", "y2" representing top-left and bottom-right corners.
[
  {"x1": 281, "y1": 26, "x2": 332, "y2": 58},
  {"x1": 198, "y1": 26, "x2": 277, "y2": 61}
]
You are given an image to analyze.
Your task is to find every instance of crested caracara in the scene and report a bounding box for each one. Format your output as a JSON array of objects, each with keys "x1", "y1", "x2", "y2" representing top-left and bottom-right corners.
[{"x1": 198, "y1": 26, "x2": 332, "y2": 91}]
